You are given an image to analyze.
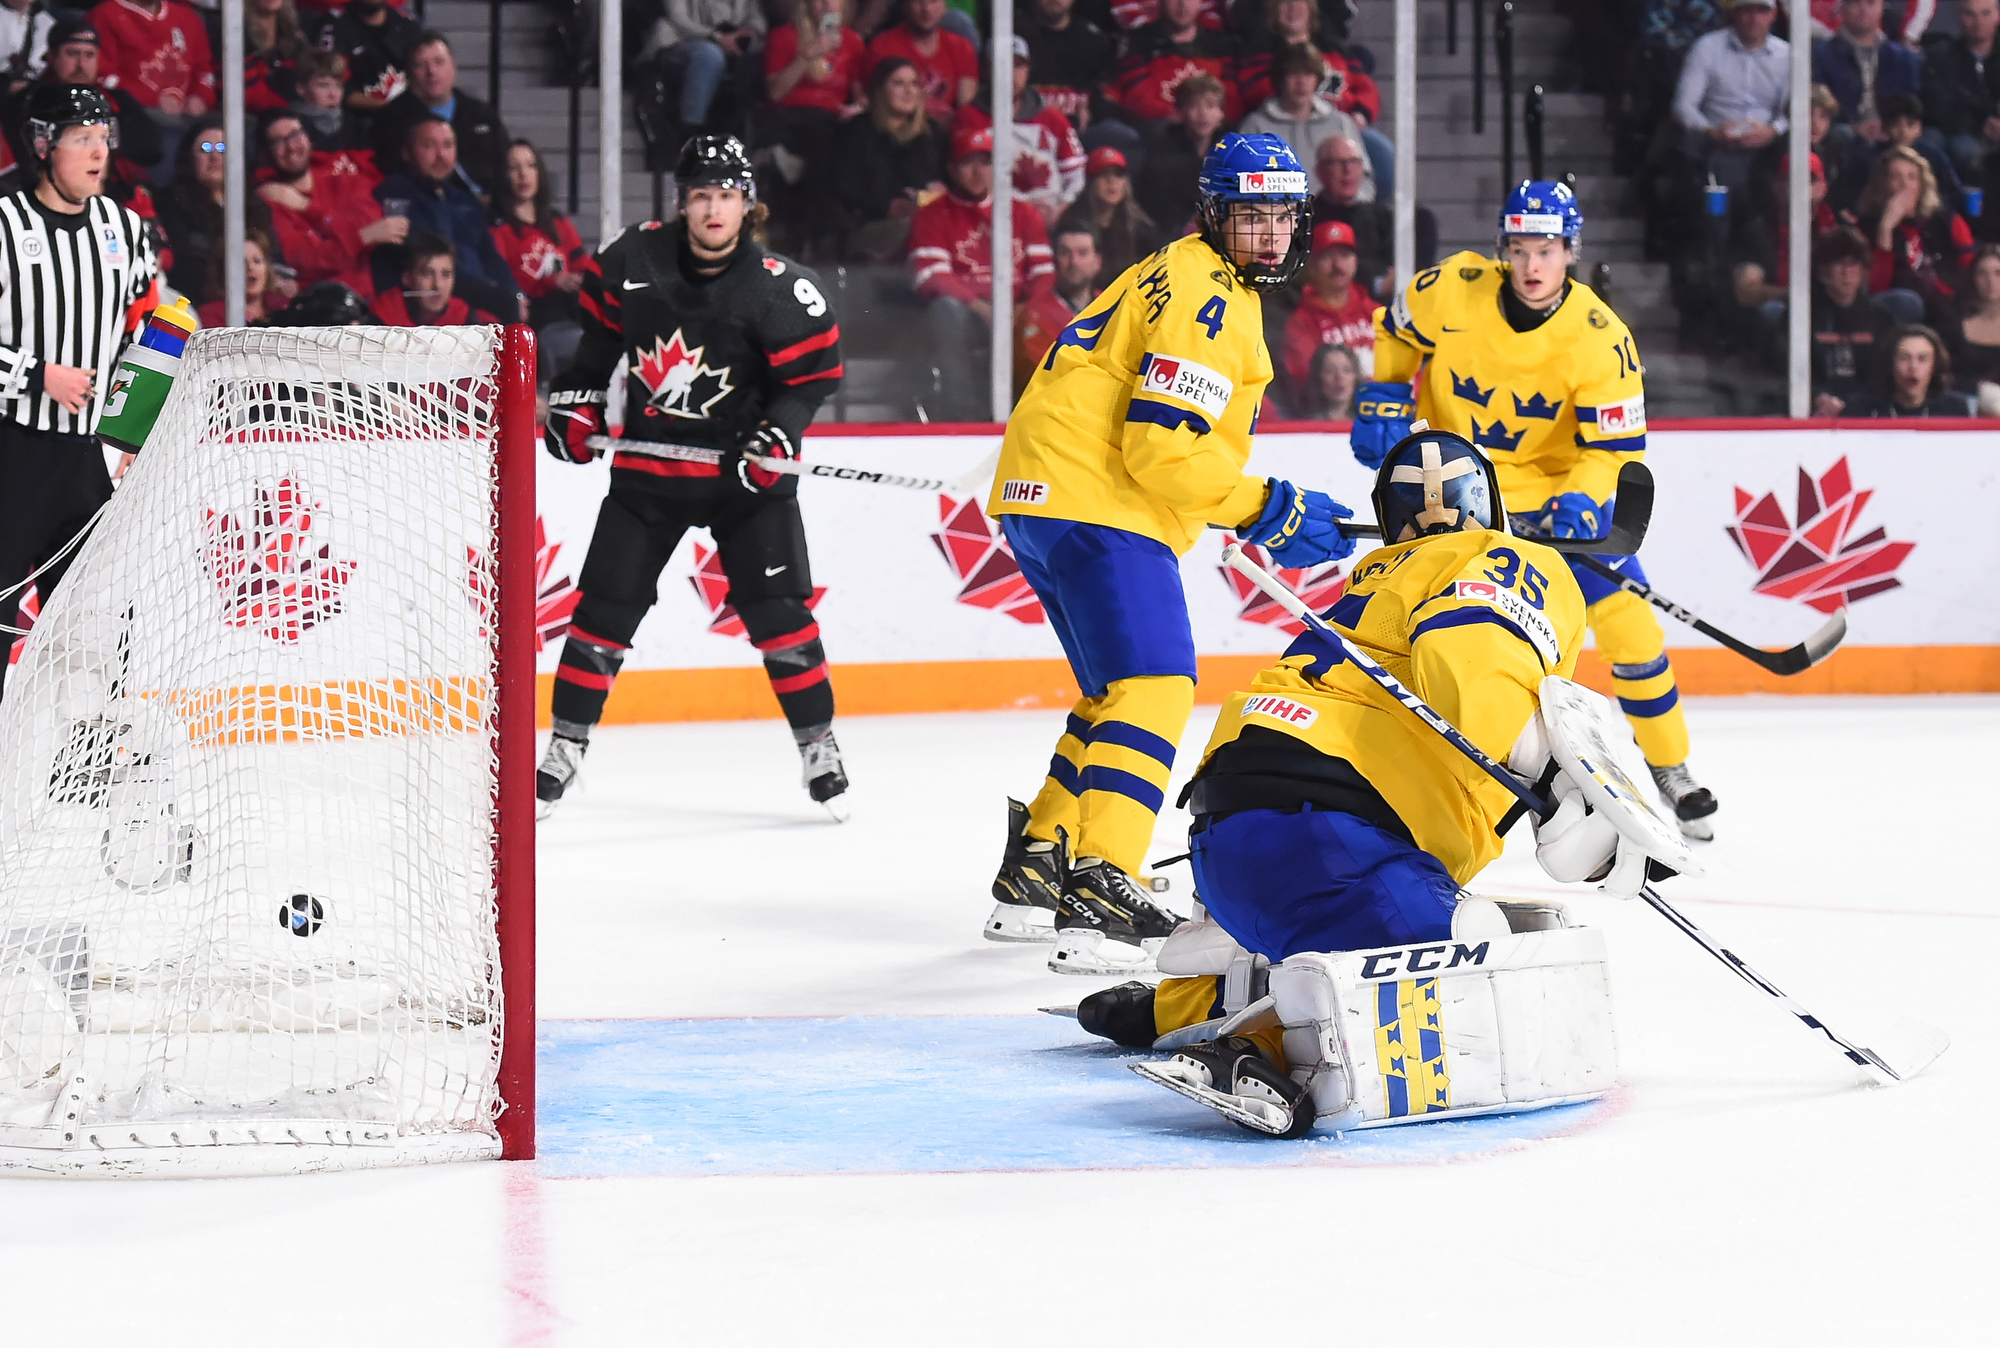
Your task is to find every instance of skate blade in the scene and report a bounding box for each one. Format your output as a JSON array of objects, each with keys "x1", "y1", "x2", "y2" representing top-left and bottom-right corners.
[
  {"x1": 1048, "y1": 928, "x2": 1158, "y2": 976},
  {"x1": 535, "y1": 798, "x2": 559, "y2": 822},
  {"x1": 1130, "y1": 1061, "x2": 1293, "y2": 1136},
  {"x1": 819, "y1": 793, "x2": 851, "y2": 823},
  {"x1": 1677, "y1": 815, "x2": 1715, "y2": 842},
  {"x1": 1039, "y1": 1005, "x2": 1078, "y2": 1019},
  {"x1": 983, "y1": 901, "x2": 1058, "y2": 943}
]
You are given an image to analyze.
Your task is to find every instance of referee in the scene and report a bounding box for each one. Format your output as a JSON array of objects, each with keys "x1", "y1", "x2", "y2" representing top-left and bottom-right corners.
[{"x1": 0, "y1": 84, "x2": 159, "y2": 701}]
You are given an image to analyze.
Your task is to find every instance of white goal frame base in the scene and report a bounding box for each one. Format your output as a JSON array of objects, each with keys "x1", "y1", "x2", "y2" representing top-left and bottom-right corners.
[{"x1": 0, "y1": 1129, "x2": 500, "y2": 1179}]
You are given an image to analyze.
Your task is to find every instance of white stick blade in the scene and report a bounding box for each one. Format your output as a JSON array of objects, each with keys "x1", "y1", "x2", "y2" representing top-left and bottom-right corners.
[{"x1": 1865, "y1": 1017, "x2": 1950, "y2": 1083}]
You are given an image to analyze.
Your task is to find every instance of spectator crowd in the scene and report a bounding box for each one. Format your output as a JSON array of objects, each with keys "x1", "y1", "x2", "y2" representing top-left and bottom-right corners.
[{"x1": 1617, "y1": 0, "x2": 2000, "y2": 415}]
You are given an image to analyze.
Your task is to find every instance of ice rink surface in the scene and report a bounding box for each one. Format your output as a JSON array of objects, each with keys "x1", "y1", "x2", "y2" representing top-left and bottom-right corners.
[{"x1": 1, "y1": 696, "x2": 1993, "y2": 1345}]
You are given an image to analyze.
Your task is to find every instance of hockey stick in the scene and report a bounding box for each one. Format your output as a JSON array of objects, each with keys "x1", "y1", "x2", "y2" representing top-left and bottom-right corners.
[
  {"x1": 1339, "y1": 461, "x2": 1656, "y2": 556},
  {"x1": 1559, "y1": 552, "x2": 1848, "y2": 676},
  {"x1": 1221, "y1": 544, "x2": 1948, "y2": 1085},
  {"x1": 583, "y1": 435, "x2": 996, "y2": 496}
]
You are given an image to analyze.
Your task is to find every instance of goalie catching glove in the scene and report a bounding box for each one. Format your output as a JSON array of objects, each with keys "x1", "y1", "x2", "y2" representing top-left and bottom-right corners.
[
  {"x1": 1509, "y1": 677, "x2": 1705, "y2": 898},
  {"x1": 735, "y1": 424, "x2": 799, "y2": 493},
  {"x1": 544, "y1": 390, "x2": 604, "y2": 464}
]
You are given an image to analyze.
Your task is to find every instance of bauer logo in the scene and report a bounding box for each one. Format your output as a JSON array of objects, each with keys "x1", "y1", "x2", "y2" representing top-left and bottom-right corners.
[
  {"x1": 1243, "y1": 694, "x2": 1318, "y2": 728},
  {"x1": 1140, "y1": 353, "x2": 1233, "y2": 419},
  {"x1": 1000, "y1": 479, "x2": 1050, "y2": 505},
  {"x1": 1237, "y1": 171, "x2": 1308, "y2": 194},
  {"x1": 1358, "y1": 942, "x2": 1490, "y2": 981},
  {"x1": 1595, "y1": 395, "x2": 1646, "y2": 436},
  {"x1": 1455, "y1": 581, "x2": 1561, "y2": 666}
]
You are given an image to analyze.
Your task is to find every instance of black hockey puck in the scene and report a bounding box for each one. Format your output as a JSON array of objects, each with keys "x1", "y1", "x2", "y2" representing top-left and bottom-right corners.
[{"x1": 280, "y1": 893, "x2": 325, "y2": 937}]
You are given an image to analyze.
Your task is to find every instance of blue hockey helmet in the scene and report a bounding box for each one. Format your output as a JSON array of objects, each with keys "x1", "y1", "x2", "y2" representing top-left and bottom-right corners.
[
  {"x1": 1372, "y1": 428, "x2": 1507, "y2": 543},
  {"x1": 1197, "y1": 132, "x2": 1313, "y2": 288},
  {"x1": 1497, "y1": 179, "x2": 1583, "y2": 249}
]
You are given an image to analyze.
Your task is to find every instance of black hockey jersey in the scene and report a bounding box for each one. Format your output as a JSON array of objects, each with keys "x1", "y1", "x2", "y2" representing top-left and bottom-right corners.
[{"x1": 557, "y1": 220, "x2": 844, "y2": 489}]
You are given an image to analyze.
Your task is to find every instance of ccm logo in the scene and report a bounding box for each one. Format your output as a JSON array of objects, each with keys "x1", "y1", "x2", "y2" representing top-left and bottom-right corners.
[
  {"x1": 1358, "y1": 941, "x2": 1490, "y2": 980},
  {"x1": 1000, "y1": 479, "x2": 1049, "y2": 505}
]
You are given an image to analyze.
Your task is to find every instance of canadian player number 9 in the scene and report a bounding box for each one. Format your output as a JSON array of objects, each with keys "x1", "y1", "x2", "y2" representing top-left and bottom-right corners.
[{"x1": 793, "y1": 278, "x2": 826, "y2": 316}]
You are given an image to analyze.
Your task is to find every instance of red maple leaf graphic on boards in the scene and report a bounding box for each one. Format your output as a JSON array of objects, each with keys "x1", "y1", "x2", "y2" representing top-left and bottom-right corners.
[
  {"x1": 203, "y1": 477, "x2": 358, "y2": 644},
  {"x1": 467, "y1": 517, "x2": 581, "y2": 652},
  {"x1": 8, "y1": 585, "x2": 36, "y2": 665},
  {"x1": 929, "y1": 496, "x2": 1046, "y2": 624},
  {"x1": 687, "y1": 541, "x2": 825, "y2": 638},
  {"x1": 1724, "y1": 456, "x2": 1914, "y2": 613},
  {"x1": 1217, "y1": 536, "x2": 1347, "y2": 634}
]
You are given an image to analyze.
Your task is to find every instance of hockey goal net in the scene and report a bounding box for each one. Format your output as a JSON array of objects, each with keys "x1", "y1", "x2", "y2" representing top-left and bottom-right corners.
[{"x1": 0, "y1": 325, "x2": 537, "y2": 1176}]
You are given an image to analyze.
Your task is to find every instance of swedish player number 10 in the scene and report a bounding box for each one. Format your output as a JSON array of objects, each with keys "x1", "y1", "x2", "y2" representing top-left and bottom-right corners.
[{"x1": 1483, "y1": 546, "x2": 1548, "y2": 609}]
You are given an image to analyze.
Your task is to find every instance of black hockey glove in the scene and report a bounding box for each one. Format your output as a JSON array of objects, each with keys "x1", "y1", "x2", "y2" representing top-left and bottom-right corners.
[
  {"x1": 735, "y1": 424, "x2": 799, "y2": 493},
  {"x1": 544, "y1": 390, "x2": 605, "y2": 464}
]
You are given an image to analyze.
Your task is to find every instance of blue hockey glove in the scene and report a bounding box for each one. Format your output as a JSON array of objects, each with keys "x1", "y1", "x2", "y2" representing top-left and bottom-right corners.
[
  {"x1": 1349, "y1": 381, "x2": 1414, "y2": 469},
  {"x1": 1244, "y1": 478, "x2": 1357, "y2": 566},
  {"x1": 1535, "y1": 492, "x2": 1607, "y2": 540}
]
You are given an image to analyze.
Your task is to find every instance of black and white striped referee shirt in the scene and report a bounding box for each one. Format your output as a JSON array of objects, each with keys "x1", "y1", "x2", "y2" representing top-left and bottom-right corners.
[{"x1": 0, "y1": 189, "x2": 158, "y2": 435}]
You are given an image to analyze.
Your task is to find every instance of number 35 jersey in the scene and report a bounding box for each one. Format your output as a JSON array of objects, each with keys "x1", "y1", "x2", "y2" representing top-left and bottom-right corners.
[
  {"x1": 991, "y1": 234, "x2": 1274, "y2": 556},
  {"x1": 1197, "y1": 529, "x2": 1585, "y2": 882},
  {"x1": 1373, "y1": 251, "x2": 1646, "y2": 512}
]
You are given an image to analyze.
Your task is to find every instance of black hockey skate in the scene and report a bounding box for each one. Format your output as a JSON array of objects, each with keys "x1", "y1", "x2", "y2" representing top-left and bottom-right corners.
[
  {"x1": 1131, "y1": 1035, "x2": 1315, "y2": 1139},
  {"x1": 984, "y1": 798, "x2": 1063, "y2": 943},
  {"x1": 799, "y1": 729, "x2": 850, "y2": 822},
  {"x1": 535, "y1": 733, "x2": 587, "y2": 819},
  {"x1": 1048, "y1": 830, "x2": 1183, "y2": 976},
  {"x1": 1649, "y1": 762, "x2": 1717, "y2": 842}
]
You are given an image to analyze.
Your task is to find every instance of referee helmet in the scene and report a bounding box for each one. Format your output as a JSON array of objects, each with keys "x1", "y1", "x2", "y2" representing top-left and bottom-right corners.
[{"x1": 25, "y1": 83, "x2": 119, "y2": 168}]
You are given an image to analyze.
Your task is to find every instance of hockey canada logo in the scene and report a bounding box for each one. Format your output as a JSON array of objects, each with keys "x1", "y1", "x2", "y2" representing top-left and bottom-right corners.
[
  {"x1": 467, "y1": 516, "x2": 580, "y2": 652},
  {"x1": 688, "y1": 541, "x2": 825, "y2": 638},
  {"x1": 203, "y1": 477, "x2": 358, "y2": 644},
  {"x1": 633, "y1": 329, "x2": 735, "y2": 420},
  {"x1": 930, "y1": 496, "x2": 1045, "y2": 624},
  {"x1": 1219, "y1": 537, "x2": 1345, "y2": 634},
  {"x1": 1726, "y1": 457, "x2": 1914, "y2": 612}
]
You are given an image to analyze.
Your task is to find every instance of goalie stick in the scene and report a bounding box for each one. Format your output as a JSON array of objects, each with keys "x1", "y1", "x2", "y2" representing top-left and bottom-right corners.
[
  {"x1": 1339, "y1": 461, "x2": 1655, "y2": 556},
  {"x1": 1220, "y1": 543, "x2": 1948, "y2": 1085},
  {"x1": 584, "y1": 436, "x2": 1000, "y2": 496},
  {"x1": 1558, "y1": 551, "x2": 1848, "y2": 676}
]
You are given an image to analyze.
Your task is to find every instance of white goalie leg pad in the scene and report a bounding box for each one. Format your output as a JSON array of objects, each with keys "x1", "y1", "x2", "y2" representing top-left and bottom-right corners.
[
  {"x1": 1151, "y1": 919, "x2": 1273, "y2": 1050},
  {"x1": 1267, "y1": 925, "x2": 1618, "y2": 1131}
]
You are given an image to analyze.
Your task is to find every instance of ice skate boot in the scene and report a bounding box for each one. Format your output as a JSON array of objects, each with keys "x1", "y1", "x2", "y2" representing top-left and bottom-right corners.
[
  {"x1": 798, "y1": 729, "x2": 850, "y2": 822},
  {"x1": 1049, "y1": 833, "x2": 1183, "y2": 976},
  {"x1": 1649, "y1": 761, "x2": 1717, "y2": 841},
  {"x1": 984, "y1": 797, "x2": 1062, "y2": 943},
  {"x1": 535, "y1": 733, "x2": 588, "y2": 819},
  {"x1": 1131, "y1": 1035, "x2": 1315, "y2": 1138}
]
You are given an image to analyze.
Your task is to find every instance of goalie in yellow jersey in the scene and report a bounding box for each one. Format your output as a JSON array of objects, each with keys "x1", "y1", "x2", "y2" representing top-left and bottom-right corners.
[
  {"x1": 1351, "y1": 180, "x2": 1719, "y2": 840},
  {"x1": 982, "y1": 133, "x2": 1359, "y2": 976}
]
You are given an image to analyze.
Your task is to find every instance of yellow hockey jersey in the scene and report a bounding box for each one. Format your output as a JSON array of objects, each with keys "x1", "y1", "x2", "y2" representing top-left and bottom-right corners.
[
  {"x1": 1373, "y1": 251, "x2": 1647, "y2": 511},
  {"x1": 1197, "y1": 529, "x2": 1585, "y2": 882},
  {"x1": 989, "y1": 234, "x2": 1273, "y2": 555}
]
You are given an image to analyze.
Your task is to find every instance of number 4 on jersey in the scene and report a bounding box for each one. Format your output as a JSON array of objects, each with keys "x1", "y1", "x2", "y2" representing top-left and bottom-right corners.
[{"x1": 1196, "y1": 296, "x2": 1227, "y2": 339}]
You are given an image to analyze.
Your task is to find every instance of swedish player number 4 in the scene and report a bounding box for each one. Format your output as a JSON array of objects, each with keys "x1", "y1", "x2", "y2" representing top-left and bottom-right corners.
[{"x1": 1196, "y1": 296, "x2": 1226, "y2": 339}]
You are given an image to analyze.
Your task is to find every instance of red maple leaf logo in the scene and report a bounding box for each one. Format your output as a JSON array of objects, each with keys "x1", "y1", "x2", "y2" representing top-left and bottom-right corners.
[
  {"x1": 468, "y1": 516, "x2": 580, "y2": 652},
  {"x1": 1725, "y1": 457, "x2": 1914, "y2": 613},
  {"x1": 1218, "y1": 536, "x2": 1347, "y2": 634},
  {"x1": 632, "y1": 329, "x2": 734, "y2": 419},
  {"x1": 687, "y1": 542, "x2": 825, "y2": 637},
  {"x1": 929, "y1": 496, "x2": 1046, "y2": 624},
  {"x1": 8, "y1": 584, "x2": 36, "y2": 666},
  {"x1": 204, "y1": 477, "x2": 359, "y2": 644}
]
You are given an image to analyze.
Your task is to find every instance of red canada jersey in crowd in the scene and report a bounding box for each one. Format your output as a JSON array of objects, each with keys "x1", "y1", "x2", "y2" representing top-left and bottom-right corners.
[
  {"x1": 370, "y1": 289, "x2": 497, "y2": 326},
  {"x1": 196, "y1": 292, "x2": 291, "y2": 327},
  {"x1": 1238, "y1": 45, "x2": 1379, "y2": 123},
  {"x1": 255, "y1": 151, "x2": 383, "y2": 294},
  {"x1": 491, "y1": 215, "x2": 586, "y2": 299},
  {"x1": 909, "y1": 190, "x2": 1055, "y2": 304},
  {"x1": 1281, "y1": 284, "x2": 1379, "y2": 390},
  {"x1": 951, "y1": 97, "x2": 1085, "y2": 220},
  {"x1": 1014, "y1": 285, "x2": 1092, "y2": 389},
  {"x1": 765, "y1": 22, "x2": 867, "y2": 114},
  {"x1": 1106, "y1": 0, "x2": 1227, "y2": 30},
  {"x1": 244, "y1": 49, "x2": 295, "y2": 113},
  {"x1": 866, "y1": 25, "x2": 979, "y2": 123},
  {"x1": 1108, "y1": 27, "x2": 1242, "y2": 123},
  {"x1": 89, "y1": 0, "x2": 217, "y2": 112}
]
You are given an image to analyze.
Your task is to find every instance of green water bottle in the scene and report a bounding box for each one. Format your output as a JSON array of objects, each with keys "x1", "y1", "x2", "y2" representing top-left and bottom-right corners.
[{"x1": 97, "y1": 295, "x2": 198, "y2": 454}]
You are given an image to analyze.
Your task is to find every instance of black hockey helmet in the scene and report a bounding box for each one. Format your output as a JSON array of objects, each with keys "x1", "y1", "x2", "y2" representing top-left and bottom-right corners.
[
  {"x1": 258, "y1": 282, "x2": 379, "y2": 327},
  {"x1": 24, "y1": 83, "x2": 118, "y2": 166},
  {"x1": 675, "y1": 134, "x2": 756, "y2": 205},
  {"x1": 1372, "y1": 428, "x2": 1507, "y2": 543}
]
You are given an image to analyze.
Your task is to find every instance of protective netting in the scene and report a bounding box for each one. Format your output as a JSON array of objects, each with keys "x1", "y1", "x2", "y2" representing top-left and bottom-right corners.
[{"x1": 0, "y1": 327, "x2": 507, "y2": 1166}]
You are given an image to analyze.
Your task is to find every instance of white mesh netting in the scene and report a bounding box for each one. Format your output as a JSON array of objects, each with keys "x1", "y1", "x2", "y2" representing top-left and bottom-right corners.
[{"x1": 0, "y1": 327, "x2": 510, "y2": 1173}]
